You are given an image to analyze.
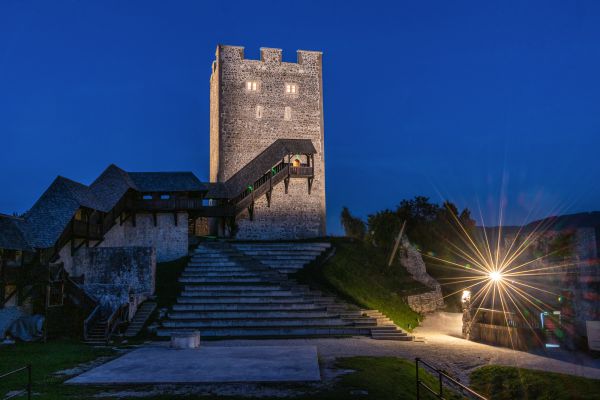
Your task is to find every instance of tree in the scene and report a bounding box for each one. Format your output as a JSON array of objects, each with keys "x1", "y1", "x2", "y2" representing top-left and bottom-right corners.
[
  {"x1": 340, "y1": 207, "x2": 366, "y2": 240},
  {"x1": 367, "y1": 209, "x2": 400, "y2": 251}
]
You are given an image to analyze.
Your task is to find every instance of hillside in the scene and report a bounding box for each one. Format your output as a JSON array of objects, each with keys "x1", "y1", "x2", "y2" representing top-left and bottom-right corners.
[{"x1": 294, "y1": 238, "x2": 431, "y2": 331}]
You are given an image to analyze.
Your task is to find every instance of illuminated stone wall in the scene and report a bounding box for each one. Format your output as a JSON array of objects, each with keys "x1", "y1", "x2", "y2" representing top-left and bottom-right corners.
[{"x1": 210, "y1": 45, "x2": 326, "y2": 239}]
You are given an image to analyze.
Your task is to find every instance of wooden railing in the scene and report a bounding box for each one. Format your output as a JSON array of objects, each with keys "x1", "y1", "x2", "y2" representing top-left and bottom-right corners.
[
  {"x1": 131, "y1": 198, "x2": 204, "y2": 212},
  {"x1": 289, "y1": 166, "x2": 313, "y2": 176}
]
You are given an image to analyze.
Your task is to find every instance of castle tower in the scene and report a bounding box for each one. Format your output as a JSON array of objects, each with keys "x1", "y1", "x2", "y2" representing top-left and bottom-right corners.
[{"x1": 210, "y1": 45, "x2": 326, "y2": 239}]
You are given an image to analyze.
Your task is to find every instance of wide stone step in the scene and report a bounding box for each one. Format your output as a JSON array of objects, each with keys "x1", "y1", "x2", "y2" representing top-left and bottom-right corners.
[
  {"x1": 176, "y1": 296, "x2": 313, "y2": 304},
  {"x1": 172, "y1": 303, "x2": 325, "y2": 311},
  {"x1": 183, "y1": 284, "x2": 280, "y2": 291},
  {"x1": 161, "y1": 317, "x2": 353, "y2": 328},
  {"x1": 157, "y1": 325, "x2": 370, "y2": 338},
  {"x1": 189, "y1": 261, "x2": 239, "y2": 267},
  {"x1": 238, "y1": 253, "x2": 321, "y2": 260},
  {"x1": 179, "y1": 277, "x2": 267, "y2": 284},
  {"x1": 180, "y1": 290, "x2": 295, "y2": 297},
  {"x1": 181, "y1": 271, "x2": 260, "y2": 278},
  {"x1": 168, "y1": 310, "x2": 333, "y2": 319},
  {"x1": 184, "y1": 267, "x2": 249, "y2": 273},
  {"x1": 233, "y1": 243, "x2": 331, "y2": 250}
]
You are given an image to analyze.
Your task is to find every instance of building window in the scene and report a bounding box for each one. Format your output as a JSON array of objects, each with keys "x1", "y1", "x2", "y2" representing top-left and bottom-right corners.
[
  {"x1": 285, "y1": 83, "x2": 298, "y2": 94},
  {"x1": 246, "y1": 81, "x2": 258, "y2": 91},
  {"x1": 143, "y1": 195, "x2": 153, "y2": 200},
  {"x1": 284, "y1": 106, "x2": 292, "y2": 121},
  {"x1": 160, "y1": 194, "x2": 170, "y2": 200},
  {"x1": 256, "y1": 105, "x2": 263, "y2": 119}
]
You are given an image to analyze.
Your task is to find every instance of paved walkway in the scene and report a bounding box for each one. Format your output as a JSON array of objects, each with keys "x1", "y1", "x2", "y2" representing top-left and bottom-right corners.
[
  {"x1": 195, "y1": 312, "x2": 600, "y2": 384},
  {"x1": 67, "y1": 345, "x2": 320, "y2": 384}
]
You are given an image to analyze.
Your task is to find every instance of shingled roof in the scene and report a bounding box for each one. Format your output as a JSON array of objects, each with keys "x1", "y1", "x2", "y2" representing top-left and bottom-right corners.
[
  {"x1": 127, "y1": 172, "x2": 206, "y2": 193},
  {"x1": 21, "y1": 176, "x2": 107, "y2": 248},
  {"x1": 11, "y1": 165, "x2": 207, "y2": 250},
  {"x1": 207, "y1": 139, "x2": 317, "y2": 198},
  {"x1": 0, "y1": 214, "x2": 31, "y2": 251}
]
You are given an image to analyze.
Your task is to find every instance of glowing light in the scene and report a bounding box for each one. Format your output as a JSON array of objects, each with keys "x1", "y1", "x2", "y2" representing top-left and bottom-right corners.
[
  {"x1": 462, "y1": 290, "x2": 471, "y2": 302},
  {"x1": 489, "y1": 271, "x2": 503, "y2": 282}
]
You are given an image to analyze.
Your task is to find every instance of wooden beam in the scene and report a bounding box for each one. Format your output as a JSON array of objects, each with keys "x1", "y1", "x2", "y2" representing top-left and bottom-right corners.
[
  {"x1": 284, "y1": 177, "x2": 290, "y2": 194},
  {"x1": 266, "y1": 189, "x2": 272, "y2": 207},
  {"x1": 248, "y1": 201, "x2": 255, "y2": 221},
  {"x1": 174, "y1": 212, "x2": 178, "y2": 226},
  {"x1": 152, "y1": 212, "x2": 157, "y2": 227},
  {"x1": 307, "y1": 177, "x2": 314, "y2": 195}
]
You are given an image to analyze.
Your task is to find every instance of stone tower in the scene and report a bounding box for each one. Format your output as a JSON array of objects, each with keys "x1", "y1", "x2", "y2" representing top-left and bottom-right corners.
[{"x1": 210, "y1": 45, "x2": 326, "y2": 239}]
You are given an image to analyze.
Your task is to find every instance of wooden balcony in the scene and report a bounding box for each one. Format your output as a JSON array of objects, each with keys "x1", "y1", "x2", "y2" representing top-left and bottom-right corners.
[
  {"x1": 289, "y1": 166, "x2": 314, "y2": 177},
  {"x1": 72, "y1": 220, "x2": 103, "y2": 240},
  {"x1": 129, "y1": 198, "x2": 235, "y2": 217}
]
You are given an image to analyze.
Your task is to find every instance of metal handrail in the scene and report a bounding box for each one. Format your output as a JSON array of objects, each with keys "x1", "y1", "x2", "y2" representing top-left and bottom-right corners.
[
  {"x1": 83, "y1": 304, "x2": 101, "y2": 341},
  {"x1": 105, "y1": 303, "x2": 129, "y2": 343},
  {"x1": 416, "y1": 358, "x2": 487, "y2": 400},
  {"x1": 0, "y1": 364, "x2": 32, "y2": 400}
]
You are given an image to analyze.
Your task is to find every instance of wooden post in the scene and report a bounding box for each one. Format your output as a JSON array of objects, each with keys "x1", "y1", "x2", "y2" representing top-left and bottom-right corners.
[{"x1": 388, "y1": 220, "x2": 407, "y2": 268}]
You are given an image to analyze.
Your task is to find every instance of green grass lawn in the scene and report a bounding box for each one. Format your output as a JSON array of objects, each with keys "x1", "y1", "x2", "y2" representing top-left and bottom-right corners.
[
  {"x1": 294, "y1": 238, "x2": 429, "y2": 331},
  {"x1": 0, "y1": 340, "x2": 116, "y2": 399},
  {"x1": 470, "y1": 365, "x2": 600, "y2": 400},
  {"x1": 0, "y1": 339, "x2": 457, "y2": 400}
]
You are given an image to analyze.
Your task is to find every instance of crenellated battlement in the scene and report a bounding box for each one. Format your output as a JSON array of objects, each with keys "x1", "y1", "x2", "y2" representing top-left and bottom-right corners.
[{"x1": 217, "y1": 45, "x2": 321, "y2": 66}]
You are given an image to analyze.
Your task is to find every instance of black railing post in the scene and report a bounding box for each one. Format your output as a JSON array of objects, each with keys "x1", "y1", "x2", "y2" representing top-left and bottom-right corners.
[
  {"x1": 439, "y1": 370, "x2": 443, "y2": 398},
  {"x1": 415, "y1": 357, "x2": 420, "y2": 400},
  {"x1": 27, "y1": 364, "x2": 32, "y2": 400}
]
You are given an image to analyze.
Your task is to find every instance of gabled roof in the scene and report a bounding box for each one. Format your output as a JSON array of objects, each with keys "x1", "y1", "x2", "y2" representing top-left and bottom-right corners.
[
  {"x1": 22, "y1": 176, "x2": 105, "y2": 248},
  {"x1": 11, "y1": 165, "x2": 207, "y2": 249},
  {"x1": 0, "y1": 214, "x2": 31, "y2": 251},
  {"x1": 208, "y1": 139, "x2": 317, "y2": 198},
  {"x1": 127, "y1": 172, "x2": 206, "y2": 193}
]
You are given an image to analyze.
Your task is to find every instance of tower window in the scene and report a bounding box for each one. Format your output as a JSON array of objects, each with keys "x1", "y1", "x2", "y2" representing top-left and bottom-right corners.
[
  {"x1": 246, "y1": 81, "x2": 258, "y2": 91},
  {"x1": 285, "y1": 83, "x2": 298, "y2": 94},
  {"x1": 284, "y1": 106, "x2": 292, "y2": 121},
  {"x1": 256, "y1": 105, "x2": 263, "y2": 119}
]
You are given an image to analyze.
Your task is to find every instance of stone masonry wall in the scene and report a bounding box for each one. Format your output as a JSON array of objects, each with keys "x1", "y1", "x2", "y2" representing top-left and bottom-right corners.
[
  {"x1": 58, "y1": 212, "x2": 188, "y2": 274},
  {"x1": 210, "y1": 45, "x2": 326, "y2": 239},
  {"x1": 72, "y1": 247, "x2": 156, "y2": 318},
  {"x1": 399, "y1": 237, "x2": 445, "y2": 314}
]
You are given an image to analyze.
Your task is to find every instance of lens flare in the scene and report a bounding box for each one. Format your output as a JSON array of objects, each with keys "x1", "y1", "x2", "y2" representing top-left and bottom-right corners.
[
  {"x1": 419, "y1": 201, "x2": 580, "y2": 350},
  {"x1": 489, "y1": 271, "x2": 502, "y2": 282}
]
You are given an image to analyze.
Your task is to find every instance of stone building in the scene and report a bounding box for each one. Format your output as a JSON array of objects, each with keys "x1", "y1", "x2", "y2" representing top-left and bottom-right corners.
[{"x1": 209, "y1": 45, "x2": 326, "y2": 239}]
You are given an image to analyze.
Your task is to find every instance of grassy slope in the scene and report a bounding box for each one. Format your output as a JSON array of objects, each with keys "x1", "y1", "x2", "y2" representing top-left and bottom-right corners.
[
  {"x1": 471, "y1": 365, "x2": 600, "y2": 400},
  {"x1": 295, "y1": 238, "x2": 430, "y2": 331},
  {"x1": 154, "y1": 255, "x2": 189, "y2": 308},
  {"x1": 0, "y1": 340, "x2": 115, "y2": 399}
]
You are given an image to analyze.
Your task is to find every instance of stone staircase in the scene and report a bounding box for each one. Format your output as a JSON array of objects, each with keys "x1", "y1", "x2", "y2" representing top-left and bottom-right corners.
[
  {"x1": 124, "y1": 301, "x2": 157, "y2": 338},
  {"x1": 158, "y1": 241, "x2": 412, "y2": 340},
  {"x1": 84, "y1": 319, "x2": 109, "y2": 345},
  {"x1": 231, "y1": 242, "x2": 332, "y2": 274}
]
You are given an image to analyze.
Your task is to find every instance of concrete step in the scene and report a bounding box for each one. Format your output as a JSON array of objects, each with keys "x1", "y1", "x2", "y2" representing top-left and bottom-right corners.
[
  {"x1": 168, "y1": 310, "x2": 333, "y2": 319},
  {"x1": 161, "y1": 318, "x2": 356, "y2": 328},
  {"x1": 157, "y1": 325, "x2": 370, "y2": 338},
  {"x1": 179, "y1": 277, "x2": 267, "y2": 284},
  {"x1": 188, "y1": 261, "x2": 239, "y2": 267},
  {"x1": 182, "y1": 284, "x2": 280, "y2": 291},
  {"x1": 176, "y1": 296, "x2": 313, "y2": 304},
  {"x1": 179, "y1": 290, "x2": 296, "y2": 297},
  {"x1": 181, "y1": 270, "x2": 261, "y2": 278},
  {"x1": 184, "y1": 267, "x2": 249, "y2": 273},
  {"x1": 172, "y1": 303, "x2": 325, "y2": 311}
]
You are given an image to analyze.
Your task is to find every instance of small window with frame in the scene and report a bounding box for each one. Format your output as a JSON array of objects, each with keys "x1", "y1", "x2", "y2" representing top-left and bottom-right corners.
[
  {"x1": 246, "y1": 81, "x2": 258, "y2": 91},
  {"x1": 285, "y1": 83, "x2": 298, "y2": 94}
]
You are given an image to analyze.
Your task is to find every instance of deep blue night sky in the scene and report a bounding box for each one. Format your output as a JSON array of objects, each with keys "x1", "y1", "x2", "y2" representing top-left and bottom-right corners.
[{"x1": 1, "y1": 1, "x2": 599, "y2": 233}]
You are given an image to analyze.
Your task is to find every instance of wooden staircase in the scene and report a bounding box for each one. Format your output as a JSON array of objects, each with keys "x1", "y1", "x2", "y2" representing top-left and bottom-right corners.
[
  {"x1": 124, "y1": 301, "x2": 157, "y2": 337},
  {"x1": 84, "y1": 319, "x2": 109, "y2": 345}
]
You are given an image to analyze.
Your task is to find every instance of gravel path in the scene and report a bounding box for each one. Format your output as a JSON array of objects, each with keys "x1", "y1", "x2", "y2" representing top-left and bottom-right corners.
[{"x1": 200, "y1": 312, "x2": 600, "y2": 384}]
